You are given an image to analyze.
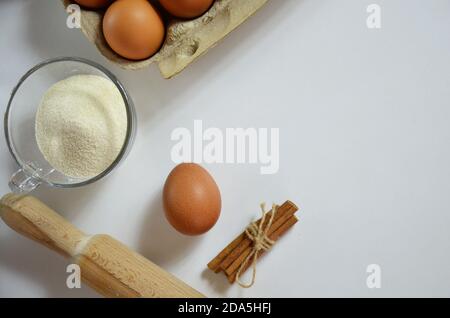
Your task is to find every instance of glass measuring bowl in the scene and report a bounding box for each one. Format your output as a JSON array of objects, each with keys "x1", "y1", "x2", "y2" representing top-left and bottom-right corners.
[{"x1": 4, "y1": 57, "x2": 136, "y2": 193}]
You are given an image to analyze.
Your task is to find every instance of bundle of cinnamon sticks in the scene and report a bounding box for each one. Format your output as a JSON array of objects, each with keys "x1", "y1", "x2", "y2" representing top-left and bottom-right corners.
[{"x1": 207, "y1": 201, "x2": 299, "y2": 284}]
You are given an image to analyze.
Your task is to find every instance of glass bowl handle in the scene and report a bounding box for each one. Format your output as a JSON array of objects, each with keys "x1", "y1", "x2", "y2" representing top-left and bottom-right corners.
[{"x1": 8, "y1": 163, "x2": 48, "y2": 193}]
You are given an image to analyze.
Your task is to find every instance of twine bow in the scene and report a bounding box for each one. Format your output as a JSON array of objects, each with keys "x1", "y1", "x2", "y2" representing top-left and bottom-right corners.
[{"x1": 236, "y1": 203, "x2": 277, "y2": 288}]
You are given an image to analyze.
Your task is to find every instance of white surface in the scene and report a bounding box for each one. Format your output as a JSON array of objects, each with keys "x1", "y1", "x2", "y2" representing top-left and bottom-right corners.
[{"x1": 1, "y1": 0, "x2": 450, "y2": 298}]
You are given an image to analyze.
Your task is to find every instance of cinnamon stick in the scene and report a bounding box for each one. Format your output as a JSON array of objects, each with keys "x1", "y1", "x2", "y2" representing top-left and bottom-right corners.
[
  {"x1": 208, "y1": 202, "x2": 295, "y2": 272},
  {"x1": 227, "y1": 215, "x2": 298, "y2": 283},
  {"x1": 207, "y1": 212, "x2": 276, "y2": 273},
  {"x1": 207, "y1": 233, "x2": 245, "y2": 272},
  {"x1": 224, "y1": 211, "x2": 295, "y2": 276},
  {"x1": 218, "y1": 201, "x2": 298, "y2": 271}
]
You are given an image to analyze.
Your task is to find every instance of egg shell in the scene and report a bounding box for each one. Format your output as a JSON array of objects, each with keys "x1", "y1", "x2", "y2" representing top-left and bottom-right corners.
[
  {"x1": 163, "y1": 163, "x2": 221, "y2": 236},
  {"x1": 73, "y1": 0, "x2": 113, "y2": 9},
  {"x1": 159, "y1": 0, "x2": 214, "y2": 19},
  {"x1": 103, "y1": 0, "x2": 165, "y2": 60}
]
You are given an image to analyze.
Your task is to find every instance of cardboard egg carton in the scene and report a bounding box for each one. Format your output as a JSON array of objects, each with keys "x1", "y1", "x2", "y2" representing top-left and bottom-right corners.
[{"x1": 63, "y1": 0, "x2": 269, "y2": 78}]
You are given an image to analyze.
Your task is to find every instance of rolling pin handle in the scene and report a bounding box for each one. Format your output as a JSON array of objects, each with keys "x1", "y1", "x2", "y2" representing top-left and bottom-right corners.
[{"x1": 0, "y1": 193, "x2": 204, "y2": 298}]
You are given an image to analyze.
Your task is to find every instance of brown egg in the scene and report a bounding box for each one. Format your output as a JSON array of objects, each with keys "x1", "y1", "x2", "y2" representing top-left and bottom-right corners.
[
  {"x1": 163, "y1": 163, "x2": 221, "y2": 236},
  {"x1": 103, "y1": 0, "x2": 165, "y2": 60},
  {"x1": 73, "y1": 0, "x2": 113, "y2": 9},
  {"x1": 159, "y1": 0, "x2": 214, "y2": 19}
]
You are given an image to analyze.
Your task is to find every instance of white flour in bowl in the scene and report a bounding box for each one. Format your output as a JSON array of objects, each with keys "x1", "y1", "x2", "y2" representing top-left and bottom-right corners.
[{"x1": 35, "y1": 74, "x2": 127, "y2": 179}]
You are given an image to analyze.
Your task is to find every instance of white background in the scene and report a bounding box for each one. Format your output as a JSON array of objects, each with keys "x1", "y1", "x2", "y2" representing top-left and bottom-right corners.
[{"x1": 1, "y1": 0, "x2": 450, "y2": 298}]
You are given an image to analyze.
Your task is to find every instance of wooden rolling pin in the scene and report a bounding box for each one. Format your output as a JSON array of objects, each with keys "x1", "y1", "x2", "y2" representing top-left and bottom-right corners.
[{"x1": 0, "y1": 194, "x2": 204, "y2": 298}]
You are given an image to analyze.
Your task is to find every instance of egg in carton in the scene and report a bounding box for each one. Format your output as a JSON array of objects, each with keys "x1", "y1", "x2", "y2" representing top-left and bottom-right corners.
[{"x1": 62, "y1": 0, "x2": 269, "y2": 78}]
